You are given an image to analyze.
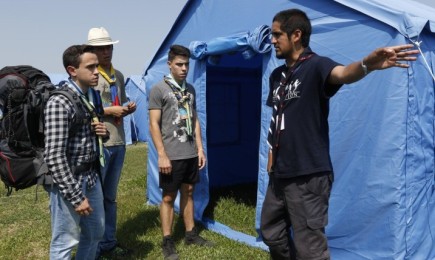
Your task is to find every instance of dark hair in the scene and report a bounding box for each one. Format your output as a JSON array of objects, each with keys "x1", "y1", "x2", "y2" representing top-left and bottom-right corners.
[
  {"x1": 168, "y1": 44, "x2": 190, "y2": 62},
  {"x1": 273, "y1": 9, "x2": 311, "y2": 47},
  {"x1": 62, "y1": 45, "x2": 96, "y2": 74}
]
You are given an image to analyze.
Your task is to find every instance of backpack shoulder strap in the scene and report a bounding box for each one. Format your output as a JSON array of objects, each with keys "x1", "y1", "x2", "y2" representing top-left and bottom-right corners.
[
  {"x1": 50, "y1": 86, "x2": 89, "y2": 136},
  {"x1": 89, "y1": 88, "x2": 105, "y2": 117}
]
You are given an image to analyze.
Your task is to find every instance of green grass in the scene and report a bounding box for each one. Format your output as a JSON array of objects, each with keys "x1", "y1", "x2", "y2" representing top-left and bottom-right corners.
[{"x1": 0, "y1": 142, "x2": 269, "y2": 259}]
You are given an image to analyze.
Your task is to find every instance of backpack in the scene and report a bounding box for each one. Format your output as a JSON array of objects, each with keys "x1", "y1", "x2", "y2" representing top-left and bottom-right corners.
[{"x1": 0, "y1": 65, "x2": 88, "y2": 195}]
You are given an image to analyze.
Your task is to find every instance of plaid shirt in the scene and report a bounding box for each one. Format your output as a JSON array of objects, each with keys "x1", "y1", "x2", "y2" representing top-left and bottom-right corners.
[{"x1": 44, "y1": 85, "x2": 98, "y2": 208}]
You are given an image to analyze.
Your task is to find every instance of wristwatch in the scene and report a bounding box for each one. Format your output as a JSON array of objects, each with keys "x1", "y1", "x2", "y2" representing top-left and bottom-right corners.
[{"x1": 361, "y1": 60, "x2": 369, "y2": 75}]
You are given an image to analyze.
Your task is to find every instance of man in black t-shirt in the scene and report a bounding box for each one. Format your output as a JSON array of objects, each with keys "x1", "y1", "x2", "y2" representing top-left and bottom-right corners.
[{"x1": 260, "y1": 9, "x2": 419, "y2": 260}]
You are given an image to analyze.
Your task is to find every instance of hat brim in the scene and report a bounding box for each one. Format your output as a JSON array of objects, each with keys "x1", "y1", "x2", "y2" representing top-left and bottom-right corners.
[{"x1": 87, "y1": 40, "x2": 119, "y2": 46}]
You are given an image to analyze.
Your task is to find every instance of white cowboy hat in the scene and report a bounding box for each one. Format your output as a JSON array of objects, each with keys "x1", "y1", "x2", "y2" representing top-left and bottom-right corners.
[{"x1": 87, "y1": 27, "x2": 119, "y2": 46}]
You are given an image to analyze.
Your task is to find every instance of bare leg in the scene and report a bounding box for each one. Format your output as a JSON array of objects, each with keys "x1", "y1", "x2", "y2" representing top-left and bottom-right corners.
[
  {"x1": 180, "y1": 183, "x2": 195, "y2": 231},
  {"x1": 161, "y1": 191, "x2": 178, "y2": 236}
]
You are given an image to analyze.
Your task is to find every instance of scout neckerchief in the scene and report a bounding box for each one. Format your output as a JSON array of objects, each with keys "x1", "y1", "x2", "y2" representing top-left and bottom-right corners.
[
  {"x1": 69, "y1": 79, "x2": 106, "y2": 167},
  {"x1": 98, "y1": 65, "x2": 121, "y2": 125},
  {"x1": 164, "y1": 74, "x2": 193, "y2": 137},
  {"x1": 267, "y1": 48, "x2": 314, "y2": 168}
]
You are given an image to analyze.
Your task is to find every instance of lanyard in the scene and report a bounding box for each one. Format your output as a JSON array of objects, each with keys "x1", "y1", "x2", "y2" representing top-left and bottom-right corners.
[
  {"x1": 68, "y1": 79, "x2": 105, "y2": 167},
  {"x1": 272, "y1": 51, "x2": 314, "y2": 151}
]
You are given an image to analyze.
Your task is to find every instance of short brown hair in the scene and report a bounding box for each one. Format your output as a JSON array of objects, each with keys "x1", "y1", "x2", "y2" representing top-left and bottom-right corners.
[
  {"x1": 273, "y1": 9, "x2": 311, "y2": 48},
  {"x1": 168, "y1": 44, "x2": 190, "y2": 62},
  {"x1": 62, "y1": 45, "x2": 96, "y2": 74}
]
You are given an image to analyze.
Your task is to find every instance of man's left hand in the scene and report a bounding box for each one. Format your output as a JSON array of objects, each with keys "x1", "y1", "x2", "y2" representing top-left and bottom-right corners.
[
  {"x1": 92, "y1": 121, "x2": 109, "y2": 137},
  {"x1": 127, "y1": 102, "x2": 137, "y2": 114},
  {"x1": 198, "y1": 150, "x2": 206, "y2": 170},
  {"x1": 364, "y1": 44, "x2": 419, "y2": 71}
]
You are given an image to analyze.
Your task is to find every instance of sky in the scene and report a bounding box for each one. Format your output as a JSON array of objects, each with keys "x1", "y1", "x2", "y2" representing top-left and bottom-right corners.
[
  {"x1": 2, "y1": 0, "x2": 434, "y2": 78},
  {"x1": 1, "y1": 0, "x2": 188, "y2": 77}
]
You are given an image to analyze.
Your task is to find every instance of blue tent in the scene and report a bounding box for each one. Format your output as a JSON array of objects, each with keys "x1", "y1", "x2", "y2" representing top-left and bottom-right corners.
[
  {"x1": 124, "y1": 75, "x2": 147, "y2": 144},
  {"x1": 47, "y1": 73, "x2": 68, "y2": 85},
  {"x1": 141, "y1": 0, "x2": 435, "y2": 258}
]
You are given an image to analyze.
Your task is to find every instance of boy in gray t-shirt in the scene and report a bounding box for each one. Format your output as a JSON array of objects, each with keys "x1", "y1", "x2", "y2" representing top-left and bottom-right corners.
[
  {"x1": 148, "y1": 80, "x2": 198, "y2": 160},
  {"x1": 148, "y1": 45, "x2": 214, "y2": 260}
]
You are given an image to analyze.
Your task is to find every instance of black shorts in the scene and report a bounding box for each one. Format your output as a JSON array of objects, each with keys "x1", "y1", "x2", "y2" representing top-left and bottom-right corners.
[{"x1": 159, "y1": 157, "x2": 199, "y2": 192}]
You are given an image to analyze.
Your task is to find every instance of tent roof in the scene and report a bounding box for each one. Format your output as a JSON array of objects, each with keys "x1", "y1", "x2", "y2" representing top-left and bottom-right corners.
[
  {"x1": 144, "y1": 0, "x2": 435, "y2": 74},
  {"x1": 126, "y1": 75, "x2": 145, "y2": 92},
  {"x1": 336, "y1": 0, "x2": 435, "y2": 37}
]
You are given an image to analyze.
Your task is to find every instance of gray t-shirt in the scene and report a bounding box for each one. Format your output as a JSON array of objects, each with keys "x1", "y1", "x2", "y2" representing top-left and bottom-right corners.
[
  {"x1": 148, "y1": 80, "x2": 198, "y2": 160},
  {"x1": 94, "y1": 69, "x2": 127, "y2": 147}
]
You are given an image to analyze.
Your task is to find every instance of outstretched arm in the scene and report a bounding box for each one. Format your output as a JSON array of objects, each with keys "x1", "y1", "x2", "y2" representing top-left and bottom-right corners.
[{"x1": 329, "y1": 44, "x2": 419, "y2": 85}]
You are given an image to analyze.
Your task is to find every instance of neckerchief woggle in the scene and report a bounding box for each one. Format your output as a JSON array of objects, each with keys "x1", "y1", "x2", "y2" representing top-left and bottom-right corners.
[
  {"x1": 164, "y1": 74, "x2": 193, "y2": 136},
  {"x1": 68, "y1": 79, "x2": 106, "y2": 167},
  {"x1": 98, "y1": 65, "x2": 121, "y2": 125}
]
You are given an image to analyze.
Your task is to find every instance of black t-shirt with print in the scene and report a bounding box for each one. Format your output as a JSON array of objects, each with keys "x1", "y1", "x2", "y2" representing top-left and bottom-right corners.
[{"x1": 267, "y1": 52, "x2": 342, "y2": 178}]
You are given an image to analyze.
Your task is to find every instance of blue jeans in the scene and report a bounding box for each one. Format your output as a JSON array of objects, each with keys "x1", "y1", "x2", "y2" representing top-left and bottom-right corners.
[
  {"x1": 98, "y1": 145, "x2": 126, "y2": 253},
  {"x1": 47, "y1": 176, "x2": 105, "y2": 260}
]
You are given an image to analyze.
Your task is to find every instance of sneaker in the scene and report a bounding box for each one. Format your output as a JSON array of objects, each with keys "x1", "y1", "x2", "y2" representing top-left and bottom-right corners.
[
  {"x1": 98, "y1": 244, "x2": 131, "y2": 260},
  {"x1": 162, "y1": 236, "x2": 179, "y2": 260},
  {"x1": 184, "y1": 227, "x2": 215, "y2": 247}
]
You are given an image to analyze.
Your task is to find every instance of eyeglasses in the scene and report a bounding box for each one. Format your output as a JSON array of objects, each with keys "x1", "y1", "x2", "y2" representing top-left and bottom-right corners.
[
  {"x1": 271, "y1": 32, "x2": 284, "y2": 38},
  {"x1": 269, "y1": 31, "x2": 286, "y2": 41}
]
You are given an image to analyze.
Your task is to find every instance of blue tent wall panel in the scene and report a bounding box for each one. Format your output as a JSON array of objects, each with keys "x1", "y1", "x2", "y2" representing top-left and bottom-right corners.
[
  {"x1": 123, "y1": 114, "x2": 132, "y2": 145},
  {"x1": 143, "y1": 0, "x2": 435, "y2": 257},
  {"x1": 125, "y1": 76, "x2": 148, "y2": 143}
]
